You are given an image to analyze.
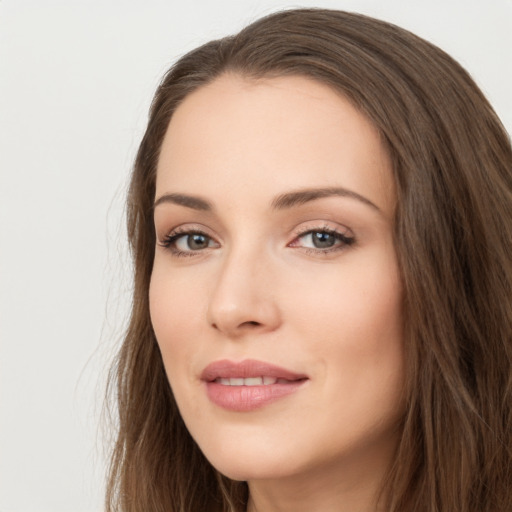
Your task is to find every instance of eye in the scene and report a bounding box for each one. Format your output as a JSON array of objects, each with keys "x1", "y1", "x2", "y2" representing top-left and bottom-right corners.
[
  {"x1": 290, "y1": 227, "x2": 355, "y2": 253},
  {"x1": 160, "y1": 229, "x2": 218, "y2": 256},
  {"x1": 302, "y1": 231, "x2": 339, "y2": 249}
]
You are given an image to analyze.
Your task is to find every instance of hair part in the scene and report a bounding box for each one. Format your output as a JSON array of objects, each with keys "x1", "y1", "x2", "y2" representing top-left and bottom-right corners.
[{"x1": 106, "y1": 8, "x2": 512, "y2": 511}]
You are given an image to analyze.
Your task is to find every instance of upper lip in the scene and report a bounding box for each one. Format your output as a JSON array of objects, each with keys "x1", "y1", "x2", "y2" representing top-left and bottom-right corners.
[{"x1": 200, "y1": 359, "x2": 308, "y2": 382}]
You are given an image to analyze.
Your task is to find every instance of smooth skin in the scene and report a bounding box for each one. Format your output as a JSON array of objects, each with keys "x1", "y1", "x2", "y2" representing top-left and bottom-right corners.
[{"x1": 150, "y1": 74, "x2": 405, "y2": 512}]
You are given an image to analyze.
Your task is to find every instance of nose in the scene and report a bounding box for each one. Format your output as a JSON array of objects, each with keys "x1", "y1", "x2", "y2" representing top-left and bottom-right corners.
[{"x1": 206, "y1": 249, "x2": 281, "y2": 338}]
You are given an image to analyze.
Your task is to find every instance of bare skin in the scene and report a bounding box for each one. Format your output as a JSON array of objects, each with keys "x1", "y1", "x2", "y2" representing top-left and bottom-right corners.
[{"x1": 151, "y1": 74, "x2": 405, "y2": 512}]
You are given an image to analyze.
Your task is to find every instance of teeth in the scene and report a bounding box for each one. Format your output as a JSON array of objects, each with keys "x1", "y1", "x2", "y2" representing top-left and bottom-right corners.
[
  {"x1": 244, "y1": 377, "x2": 263, "y2": 386},
  {"x1": 216, "y1": 376, "x2": 279, "y2": 386}
]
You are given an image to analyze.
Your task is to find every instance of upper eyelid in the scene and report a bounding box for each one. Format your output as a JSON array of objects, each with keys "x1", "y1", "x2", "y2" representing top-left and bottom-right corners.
[
  {"x1": 158, "y1": 223, "x2": 218, "y2": 239},
  {"x1": 156, "y1": 221, "x2": 354, "y2": 245},
  {"x1": 294, "y1": 225, "x2": 348, "y2": 235},
  {"x1": 291, "y1": 221, "x2": 353, "y2": 237},
  {"x1": 291, "y1": 227, "x2": 355, "y2": 244}
]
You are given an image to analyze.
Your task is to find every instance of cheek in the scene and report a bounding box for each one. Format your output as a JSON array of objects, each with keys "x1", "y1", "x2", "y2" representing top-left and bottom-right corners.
[
  {"x1": 149, "y1": 261, "x2": 205, "y2": 332},
  {"x1": 288, "y1": 248, "x2": 402, "y2": 348},
  {"x1": 286, "y1": 249, "x2": 404, "y2": 412},
  {"x1": 149, "y1": 266, "x2": 205, "y2": 379},
  {"x1": 149, "y1": 269, "x2": 208, "y2": 433},
  {"x1": 149, "y1": 272, "x2": 178, "y2": 338}
]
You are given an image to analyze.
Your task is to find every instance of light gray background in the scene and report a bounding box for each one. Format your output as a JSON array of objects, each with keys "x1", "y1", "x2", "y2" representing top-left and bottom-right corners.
[{"x1": 1, "y1": 1, "x2": 510, "y2": 511}]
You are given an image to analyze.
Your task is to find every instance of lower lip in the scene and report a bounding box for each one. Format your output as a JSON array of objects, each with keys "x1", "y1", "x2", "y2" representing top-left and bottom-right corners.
[{"x1": 205, "y1": 380, "x2": 306, "y2": 412}]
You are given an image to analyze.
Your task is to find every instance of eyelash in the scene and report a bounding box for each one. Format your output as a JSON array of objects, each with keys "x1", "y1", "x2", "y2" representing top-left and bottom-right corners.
[
  {"x1": 158, "y1": 225, "x2": 355, "y2": 258},
  {"x1": 290, "y1": 226, "x2": 355, "y2": 254},
  {"x1": 159, "y1": 227, "x2": 215, "y2": 258}
]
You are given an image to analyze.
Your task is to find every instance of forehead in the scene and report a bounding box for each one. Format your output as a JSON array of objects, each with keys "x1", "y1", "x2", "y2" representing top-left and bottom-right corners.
[{"x1": 156, "y1": 74, "x2": 395, "y2": 215}]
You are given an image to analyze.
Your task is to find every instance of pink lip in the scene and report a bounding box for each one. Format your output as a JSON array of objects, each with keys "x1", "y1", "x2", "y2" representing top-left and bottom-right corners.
[{"x1": 201, "y1": 359, "x2": 308, "y2": 412}]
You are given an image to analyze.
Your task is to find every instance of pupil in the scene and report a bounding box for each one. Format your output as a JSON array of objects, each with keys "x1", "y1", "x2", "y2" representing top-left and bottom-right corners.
[
  {"x1": 188, "y1": 234, "x2": 208, "y2": 250},
  {"x1": 313, "y1": 232, "x2": 335, "y2": 248}
]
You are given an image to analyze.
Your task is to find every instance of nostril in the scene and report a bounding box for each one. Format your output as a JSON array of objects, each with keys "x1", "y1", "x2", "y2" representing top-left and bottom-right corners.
[{"x1": 210, "y1": 320, "x2": 261, "y2": 333}]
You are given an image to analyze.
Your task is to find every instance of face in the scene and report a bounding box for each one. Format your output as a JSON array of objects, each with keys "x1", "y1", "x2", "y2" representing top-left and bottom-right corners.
[{"x1": 150, "y1": 74, "x2": 404, "y2": 487}]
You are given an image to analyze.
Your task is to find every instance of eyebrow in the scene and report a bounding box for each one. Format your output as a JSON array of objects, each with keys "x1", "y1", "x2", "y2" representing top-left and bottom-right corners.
[
  {"x1": 153, "y1": 193, "x2": 213, "y2": 211},
  {"x1": 271, "y1": 187, "x2": 381, "y2": 212},
  {"x1": 153, "y1": 187, "x2": 381, "y2": 213}
]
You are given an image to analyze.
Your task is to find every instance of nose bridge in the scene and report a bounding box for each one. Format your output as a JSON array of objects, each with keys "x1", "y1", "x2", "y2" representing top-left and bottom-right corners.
[{"x1": 207, "y1": 238, "x2": 280, "y2": 336}]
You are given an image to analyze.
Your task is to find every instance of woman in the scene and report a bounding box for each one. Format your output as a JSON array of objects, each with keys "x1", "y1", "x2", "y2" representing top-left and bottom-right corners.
[{"x1": 106, "y1": 8, "x2": 512, "y2": 512}]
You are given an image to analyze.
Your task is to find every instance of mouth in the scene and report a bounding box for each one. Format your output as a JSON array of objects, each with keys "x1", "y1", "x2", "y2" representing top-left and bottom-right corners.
[
  {"x1": 201, "y1": 359, "x2": 308, "y2": 412},
  {"x1": 214, "y1": 376, "x2": 296, "y2": 386},
  {"x1": 201, "y1": 358, "x2": 308, "y2": 381}
]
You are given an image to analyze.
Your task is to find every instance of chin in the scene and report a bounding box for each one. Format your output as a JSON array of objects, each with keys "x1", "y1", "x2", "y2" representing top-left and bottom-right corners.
[
  {"x1": 200, "y1": 437, "x2": 304, "y2": 482},
  {"x1": 213, "y1": 458, "x2": 294, "y2": 482}
]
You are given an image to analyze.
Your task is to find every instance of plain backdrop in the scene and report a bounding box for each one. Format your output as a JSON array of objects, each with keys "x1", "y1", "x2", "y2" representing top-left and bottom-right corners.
[{"x1": 0, "y1": 1, "x2": 510, "y2": 511}]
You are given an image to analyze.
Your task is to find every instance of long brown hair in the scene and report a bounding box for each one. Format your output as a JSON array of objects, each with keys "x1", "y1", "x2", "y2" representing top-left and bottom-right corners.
[{"x1": 106, "y1": 9, "x2": 512, "y2": 511}]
